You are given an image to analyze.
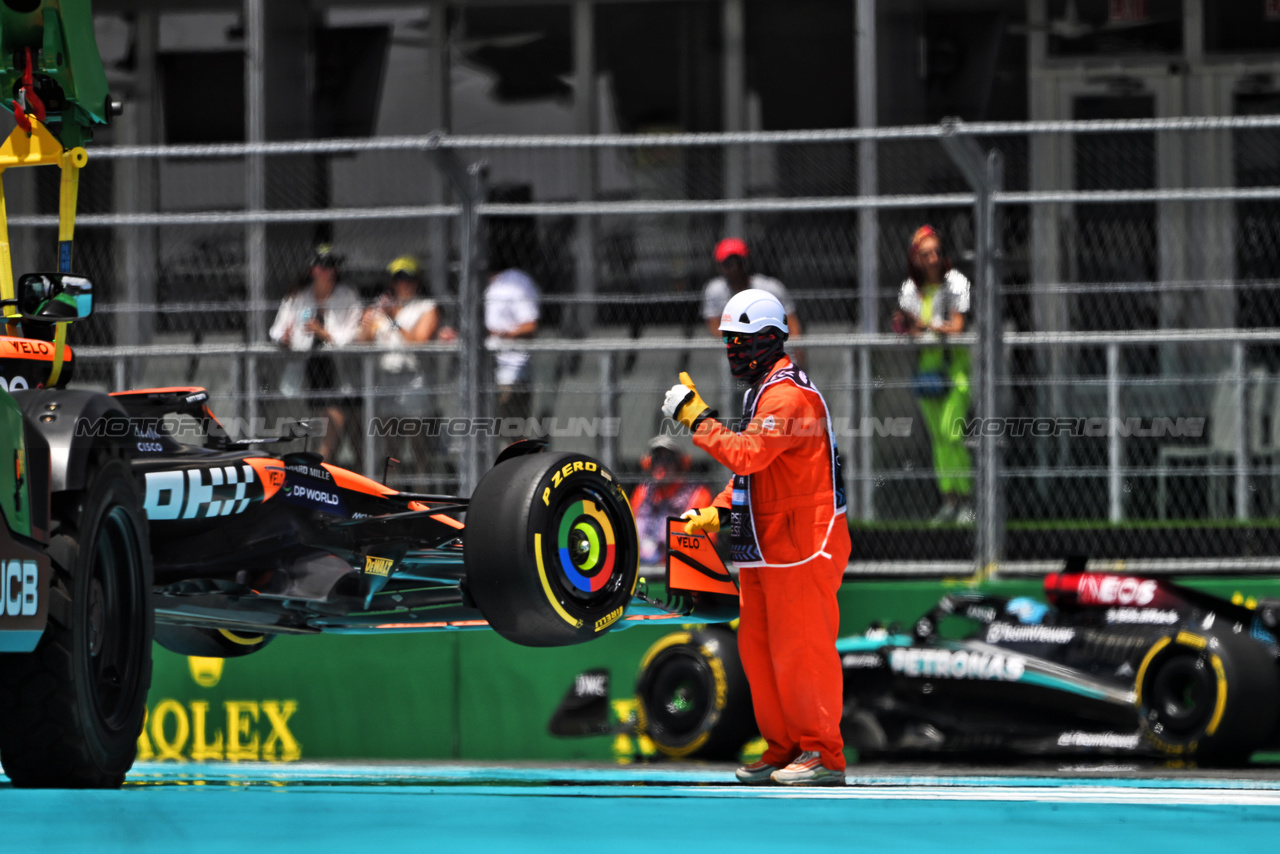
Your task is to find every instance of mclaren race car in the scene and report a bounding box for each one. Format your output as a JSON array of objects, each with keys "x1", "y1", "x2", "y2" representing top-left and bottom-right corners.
[
  {"x1": 0, "y1": 281, "x2": 738, "y2": 791},
  {"x1": 552, "y1": 569, "x2": 1280, "y2": 767}
]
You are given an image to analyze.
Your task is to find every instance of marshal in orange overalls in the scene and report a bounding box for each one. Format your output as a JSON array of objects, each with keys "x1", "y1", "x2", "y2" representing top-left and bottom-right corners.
[{"x1": 693, "y1": 355, "x2": 852, "y2": 772}]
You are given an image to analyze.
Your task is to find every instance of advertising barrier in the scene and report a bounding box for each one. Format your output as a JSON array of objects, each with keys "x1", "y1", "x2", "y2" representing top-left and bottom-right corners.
[{"x1": 140, "y1": 576, "x2": 1280, "y2": 763}]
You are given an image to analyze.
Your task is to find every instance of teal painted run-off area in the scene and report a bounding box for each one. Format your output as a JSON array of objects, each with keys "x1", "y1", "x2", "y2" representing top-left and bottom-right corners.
[{"x1": 4, "y1": 762, "x2": 1280, "y2": 853}]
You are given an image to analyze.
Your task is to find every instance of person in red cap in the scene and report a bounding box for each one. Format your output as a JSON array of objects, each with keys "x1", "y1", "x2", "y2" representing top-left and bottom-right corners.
[{"x1": 701, "y1": 237, "x2": 803, "y2": 344}]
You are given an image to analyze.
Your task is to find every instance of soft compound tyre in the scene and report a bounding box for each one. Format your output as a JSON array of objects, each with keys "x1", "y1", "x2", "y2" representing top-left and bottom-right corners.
[
  {"x1": 154, "y1": 625, "x2": 275, "y2": 659},
  {"x1": 1136, "y1": 628, "x2": 1279, "y2": 766},
  {"x1": 465, "y1": 452, "x2": 639, "y2": 647},
  {"x1": 0, "y1": 457, "x2": 153, "y2": 788},
  {"x1": 636, "y1": 626, "x2": 756, "y2": 760}
]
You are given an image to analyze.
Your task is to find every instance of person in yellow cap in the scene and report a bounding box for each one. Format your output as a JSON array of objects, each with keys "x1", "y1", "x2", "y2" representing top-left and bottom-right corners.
[{"x1": 358, "y1": 254, "x2": 442, "y2": 472}]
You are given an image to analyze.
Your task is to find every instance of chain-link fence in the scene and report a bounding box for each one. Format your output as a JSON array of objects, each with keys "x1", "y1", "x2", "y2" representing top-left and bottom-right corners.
[{"x1": 17, "y1": 116, "x2": 1280, "y2": 575}]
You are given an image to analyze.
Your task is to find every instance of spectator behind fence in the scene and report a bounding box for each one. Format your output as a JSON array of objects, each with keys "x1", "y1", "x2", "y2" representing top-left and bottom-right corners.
[
  {"x1": 701, "y1": 237, "x2": 803, "y2": 366},
  {"x1": 629, "y1": 435, "x2": 713, "y2": 566},
  {"x1": 269, "y1": 244, "x2": 362, "y2": 462},
  {"x1": 358, "y1": 254, "x2": 441, "y2": 472},
  {"x1": 891, "y1": 225, "x2": 973, "y2": 525},
  {"x1": 484, "y1": 265, "x2": 540, "y2": 430}
]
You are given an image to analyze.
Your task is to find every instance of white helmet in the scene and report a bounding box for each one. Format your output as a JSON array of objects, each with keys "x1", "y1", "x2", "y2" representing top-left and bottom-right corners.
[{"x1": 719, "y1": 288, "x2": 789, "y2": 335}]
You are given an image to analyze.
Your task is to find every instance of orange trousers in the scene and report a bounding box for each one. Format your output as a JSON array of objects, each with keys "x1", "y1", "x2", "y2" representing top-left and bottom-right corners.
[{"x1": 736, "y1": 522, "x2": 851, "y2": 772}]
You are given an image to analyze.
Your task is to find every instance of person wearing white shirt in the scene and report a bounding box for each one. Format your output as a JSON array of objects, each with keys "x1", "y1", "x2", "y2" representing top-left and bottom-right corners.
[
  {"x1": 269, "y1": 244, "x2": 362, "y2": 461},
  {"x1": 358, "y1": 254, "x2": 441, "y2": 473},
  {"x1": 484, "y1": 267, "x2": 540, "y2": 428},
  {"x1": 891, "y1": 225, "x2": 973, "y2": 525}
]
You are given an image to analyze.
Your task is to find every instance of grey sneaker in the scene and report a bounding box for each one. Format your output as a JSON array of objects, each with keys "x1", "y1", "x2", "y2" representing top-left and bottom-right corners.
[
  {"x1": 770, "y1": 751, "x2": 846, "y2": 786},
  {"x1": 735, "y1": 759, "x2": 781, "y2": 785},
  {"x1": 954, "y1": 501, "x2": 975, "y2": 525},
  {"x1": 928, "y1": 503, "x2": 957, "y2": 526}
]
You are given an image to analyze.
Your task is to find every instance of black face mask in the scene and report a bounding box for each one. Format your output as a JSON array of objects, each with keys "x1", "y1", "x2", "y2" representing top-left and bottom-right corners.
[{"x1": 724, "y1": 330, "x2": 786, "y2": 385}]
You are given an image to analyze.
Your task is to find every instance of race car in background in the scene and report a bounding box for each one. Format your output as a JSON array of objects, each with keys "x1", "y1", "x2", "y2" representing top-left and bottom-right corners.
[{"x1": 552, "y1": 569, "x2": 1280, "y2": 766}]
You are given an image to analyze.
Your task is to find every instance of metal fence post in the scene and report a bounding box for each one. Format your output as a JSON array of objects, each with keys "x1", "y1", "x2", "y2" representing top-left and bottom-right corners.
[
  {"x1": 427, "y1": 140, "x2": 488, "y2": 496},
  {"x1": 1107, "y1": 343, "x2": 1122, "y2": 523},
  {"x1": 857, "y1": 0, "x2": 878, "y2": 523},
  {"x1": 362, "y1": 354, "x2": 376, "y2": 479},
  {"x1": 940, "y1": 123, "x2": 1005, "y2": 573},
  {"x1": 247, "y1": 354, "x2": 258, "y2": 430},
  {"x1": 244, "y1": 0, "x2": 266, "y2": 429},
  {"x1": 231, "y1": 354, "x2": 243, "y2": 423},
  {"x1": 841, "y1": 344, "x2": 861, "y2": 519},
  {"x1": 573, "y1": 0, "x2": 597, "y2": 338},
  {"x1": 601, "y1": 351, "x2": 617, "y2": 471},
  {"x1": 858, "y1": 345, "x2": 873, "y2": 522},
  {"x1": 723, "y1": 0, "x2": 746, "y2": 238},
  {"x1": 1234, "y1": 341, "x2": 1248, "y2": 521}
]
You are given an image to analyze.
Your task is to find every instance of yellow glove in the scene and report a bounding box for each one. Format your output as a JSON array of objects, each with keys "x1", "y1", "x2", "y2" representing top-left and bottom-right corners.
[
  {"x1": 681, "y1": 507, "x2": 722, "y2": 535},
  {"x1": 661, "y1": 371, "x2": 714, "y2": 430}
]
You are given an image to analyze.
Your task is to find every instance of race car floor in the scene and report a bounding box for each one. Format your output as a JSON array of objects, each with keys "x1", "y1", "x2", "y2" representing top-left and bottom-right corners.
[{"x1": 5, "y1": 760, "x2": 1280, "y2": 853}]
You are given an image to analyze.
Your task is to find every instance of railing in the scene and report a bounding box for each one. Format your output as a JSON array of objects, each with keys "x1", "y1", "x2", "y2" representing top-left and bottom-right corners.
[{"x1": 8, "y1": 115, "x2": 1280, "y2": 576}]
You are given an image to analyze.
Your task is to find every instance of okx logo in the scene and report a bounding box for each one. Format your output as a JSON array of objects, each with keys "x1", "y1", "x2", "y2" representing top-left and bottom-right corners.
[{"x1": 143, "y1": 465, "x2": 261, "y2": 520}]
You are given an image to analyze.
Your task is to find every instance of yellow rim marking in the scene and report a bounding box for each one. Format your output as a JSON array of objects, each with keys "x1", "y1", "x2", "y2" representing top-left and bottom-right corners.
[
  {"x1": 1206, "y1": 654, "x2": 1227, "y2": 736},
  {"x1": 1176, "y1": 631, "x2": 1207, "y2": 650},
  {"x1": 534, "y1": 533, "x2": 582, "y2": 629},
  {"x1": 217, "y1": 629, "x2": 265, "y2": 646},
  {"x1": 639, "y1": 631, "x2": 692, "y2": 672},
  {"x1": 1134, "y1": 636, "x2": 1173, "y2": 706}
]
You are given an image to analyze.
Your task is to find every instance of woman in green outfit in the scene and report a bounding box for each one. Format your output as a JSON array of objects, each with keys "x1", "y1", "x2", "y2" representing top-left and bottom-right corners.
[{"x1": 892, "y1": 225, "x2": 973, "y2": 525}]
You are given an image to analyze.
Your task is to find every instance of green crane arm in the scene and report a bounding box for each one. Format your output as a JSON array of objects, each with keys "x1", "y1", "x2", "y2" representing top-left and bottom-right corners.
[{"x1": 0, "y1": 0, "x2": 118, "y2": 148}]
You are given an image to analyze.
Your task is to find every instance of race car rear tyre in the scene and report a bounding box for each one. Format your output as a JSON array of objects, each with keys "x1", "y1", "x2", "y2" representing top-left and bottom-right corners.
[
  {"x1": 465, "y1": 451, "x2": 639, "y2": 647},
  {"x1": 1136, "y1": 628, "x2": 1278, "y2": 766},
  {"x1": 0, "y1": 457, "x2": 153, "y2": 788},
  {"x1": 636, "y1": 626, "x2": 756, "y2": 760},
  {"x1": 154, "y1": 625, "x2": 275, "y2": 659}
]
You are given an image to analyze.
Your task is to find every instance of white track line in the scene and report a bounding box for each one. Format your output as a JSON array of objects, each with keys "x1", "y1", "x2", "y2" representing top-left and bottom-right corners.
[{"x1": 664, "y1": 785, "x2": 1280, "y2": 805}]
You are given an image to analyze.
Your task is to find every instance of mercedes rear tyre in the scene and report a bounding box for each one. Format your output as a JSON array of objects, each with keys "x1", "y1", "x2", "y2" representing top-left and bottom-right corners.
[
  {"x1": 465, "y1": 452, "x2": 639, "y2": 647},
  {"x1": 0, "y1": 457, "x2": 153, "y2": 788},
  {"x1": 636, "y1": 626, "x2": 756, "y2": 760},
  {"x1": 1136, "y1": 628, "x2": 1278, "y2": 766}
]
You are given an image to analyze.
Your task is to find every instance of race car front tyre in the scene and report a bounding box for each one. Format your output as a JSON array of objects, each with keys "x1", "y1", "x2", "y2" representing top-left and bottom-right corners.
[
  {"x1": 1136, "y1": 628, "x2": 1279, "y2": 766},
  {"x1": 154, "y1": 625, "x2": 275, "y2": 658},
  {"x1": 636, "y1": 626, "x2": 756, "y2": 760},
  {"x1": 465, "y1": 451, "x2": 639, "y2": 647},
  {"x1": 0, "y1": 457, "x2": 154, "y2": 788}
]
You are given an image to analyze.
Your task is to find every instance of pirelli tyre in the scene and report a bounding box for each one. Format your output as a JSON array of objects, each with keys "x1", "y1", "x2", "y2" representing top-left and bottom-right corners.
[
  {"x1": 154, "y1": 625, "x2": 275, "y2": 658},
  {"x1": 465, "y1": 451, "x2": 639, "y2": 647},
  {"x1": 636, "y1": 626, "x2": 756, "y2": 760},
  {"x1": 1135, "y1": 628, "x2": 1279, "y2": 766},
  {"x1": 0, "y1": 457, "x2": 153, "y2": 788}
]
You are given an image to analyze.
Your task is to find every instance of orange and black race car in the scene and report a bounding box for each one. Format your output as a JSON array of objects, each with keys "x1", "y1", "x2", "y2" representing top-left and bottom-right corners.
[
  {"x1": 1, "y1": 277, "x2": 739, "y2": 789},
  {"x1": 84, "y1": 384, "x2": 736, "y2": 651}
]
